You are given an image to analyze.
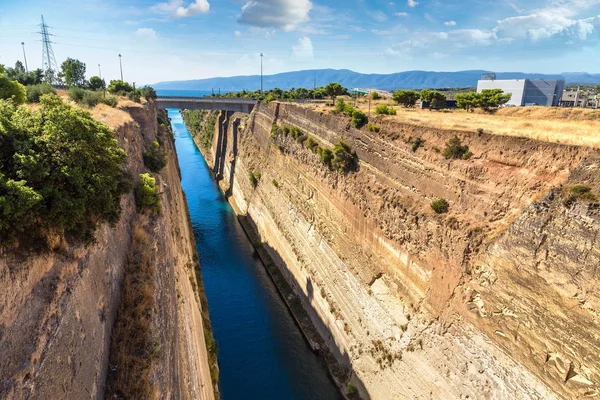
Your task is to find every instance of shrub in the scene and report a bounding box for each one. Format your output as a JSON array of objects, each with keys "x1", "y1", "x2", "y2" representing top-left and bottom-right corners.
[
  {"x1": 143, "y1": 141, "x2": 167, "y2": 172},
  {"x1": 317, "y1": 147, "x2": 333, "y2": 167},
  {"x1": 139, "y1": 86, "x2": 157, "y2": 100},
  {"x1": 351, "y1": 109, "x2": 367, "y2": 129},
  {"x1": 564, "y1": 185, "x2": 596, "y2": 206},
  {"x1": 296, "y1": 133, "x2": 308, "y2": 144},
  {"x1": 334, "y1": 98, "x2": 347, "y2": 114},
  {"x1": 248, "y1": 171, "x2": 260, "y2": 189},
  {"x1": 443, "y1": 136, "x2": 471, "y2": 160},
  {"x1": 371, "y1": 91, "x2": 380, "y2": 100},
  {"x1": 272, "y1": 179, "x2": 279, "y2": 188},
  {"x1": 477, "y1": 127, "x2": 484, "y2": 135},
  {"x1": 0, "y1": 95, "x2": 129, "y2": 244},
  {"x1": 368, "y1": 124, "x2": 380, "y2": 133},
  {"x1": 375, "y1": 104, "x2": 396, "y2": 115},
  {"x1": 407, "y1": 137, "x2": 425, "y2": 152},
  {"x1": 305, "y1": 137, "x2": 319, "y2": 152},
  {"x1": 68, "y1": 87, "x2": 86, "y2": 102},
  {"x1": 431, "y1": 198, "x2": 450, "y2": 214},
  {"x1": 127, "y1": 90, "x2": 141, "y2": 103},
  {"x1": 107, "y1": 79, "x2": 133, "y2": 94},
  {"x1": 82, "y1": 90, "x2": 103, "y2": 107},
  {"x1": 462, "y1": 150, "x2": 473, "y2": 160},
  {"x1": 26, "y1": 83, "x2": 56, "y2": 103},
  {"x1": 346, "y1": 382, "x2": 358, "y2": 397},
  {"x1": 0, "y1": 74, "x2": 26, "y2": 105},
  {"x1": 98, "y1": 95, "x2": 118, "y2": 107},
  {"x1": 332, "y1": 140, "x2": 357, "y2": 173},
  {"x1": 271, "y1": 124, "x2": 279, "y2": 138},
  {"x1": 432, "y1": 146, "x2": 441, "y2": 153},
  {"x1": 135, "y1": 173, "x2": 160, "y2": 214}
]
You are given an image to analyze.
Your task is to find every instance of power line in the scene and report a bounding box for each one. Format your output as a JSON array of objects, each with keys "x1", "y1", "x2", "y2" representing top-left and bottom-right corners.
[{"x1": 38, "y1": 15, "x2": 59, "y2": 84}]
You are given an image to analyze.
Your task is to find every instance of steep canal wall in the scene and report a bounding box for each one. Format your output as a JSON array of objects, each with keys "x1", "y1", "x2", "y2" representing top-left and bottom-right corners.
[
  {"x1": 185, "y1": 101, "x2": 600, "y2": 400},
  {"x1": 0, "y1": 101, "x2": 214, "y2": 399}
]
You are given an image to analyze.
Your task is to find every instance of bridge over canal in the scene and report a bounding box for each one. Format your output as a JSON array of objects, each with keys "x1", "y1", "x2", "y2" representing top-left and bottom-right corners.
[{"x1": 156, "y1": 96, "x2": 257, "y2": 113}]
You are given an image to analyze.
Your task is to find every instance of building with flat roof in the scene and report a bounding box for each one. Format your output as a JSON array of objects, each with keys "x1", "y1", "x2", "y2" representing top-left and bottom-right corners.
[{"x1": 476, "y1": 78, "x2": 564, "y2": 107}]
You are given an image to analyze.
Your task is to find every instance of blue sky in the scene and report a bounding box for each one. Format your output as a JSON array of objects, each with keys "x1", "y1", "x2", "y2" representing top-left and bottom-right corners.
[{"x1": 1, "y1": 0, "x2": 599, "y2": 84}]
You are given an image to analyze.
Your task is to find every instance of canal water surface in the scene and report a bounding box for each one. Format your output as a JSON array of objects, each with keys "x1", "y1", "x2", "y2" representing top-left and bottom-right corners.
[{"x1": 169, "y1": 109, "x2": 341, "y2": 400}]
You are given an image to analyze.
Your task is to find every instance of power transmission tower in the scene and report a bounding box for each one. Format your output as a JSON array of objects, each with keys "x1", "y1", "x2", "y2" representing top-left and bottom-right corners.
[{"x1": 39, "y1": 15, "x2": 59, "y2": 84}]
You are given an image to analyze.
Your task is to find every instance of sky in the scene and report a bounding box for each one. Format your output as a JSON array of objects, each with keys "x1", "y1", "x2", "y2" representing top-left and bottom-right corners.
[{"x1": 0, "y1": 0, "x2": 599, "y2": 85}]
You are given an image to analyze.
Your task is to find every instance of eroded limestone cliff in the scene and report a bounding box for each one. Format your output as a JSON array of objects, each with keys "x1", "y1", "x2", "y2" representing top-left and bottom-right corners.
[
  {"x1": 189, "y1": 102, "x2": 599, "y2": 400},
  {"x1": 0, "y1": 102, "x2": 214, "y2": 399}
]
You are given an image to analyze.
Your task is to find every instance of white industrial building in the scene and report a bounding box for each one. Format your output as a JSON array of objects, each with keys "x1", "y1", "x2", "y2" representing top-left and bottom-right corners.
[{"x1": 476, "y1": 77, "x2": 565, "y2": 107}]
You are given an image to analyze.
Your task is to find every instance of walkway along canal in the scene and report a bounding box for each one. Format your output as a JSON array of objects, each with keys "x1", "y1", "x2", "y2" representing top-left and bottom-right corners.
[{"x1": 169, "y1": 109, "x2": 342, "y2": 400}]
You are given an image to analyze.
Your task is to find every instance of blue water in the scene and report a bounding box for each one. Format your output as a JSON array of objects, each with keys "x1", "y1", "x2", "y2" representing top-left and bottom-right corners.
[{"x1": 169, "y1": 109, "x2": 341, "y2": 400}]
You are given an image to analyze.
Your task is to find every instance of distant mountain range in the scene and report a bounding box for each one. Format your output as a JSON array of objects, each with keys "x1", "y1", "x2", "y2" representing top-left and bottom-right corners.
[{"x1": 153, "y1": 69, "x2": 600, "y2": 91}]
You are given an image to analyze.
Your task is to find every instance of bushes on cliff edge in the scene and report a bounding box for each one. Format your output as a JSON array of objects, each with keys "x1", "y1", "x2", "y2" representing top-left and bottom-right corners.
[
  {"x1": 351, "y1": 109, "x2": 368, "y2": 129},
  {"x1": 332, "y1": 140, "x2": 357, "y2": 173},
  {"x1": 564, "y1": 184, "x2": 597, "y2": 206},
  {"x1": 248, "y1": 171, "x2": 261, "y2": 189},
  {"x1": 0, "y1": 94, "x2": 129, "y2": 245}
]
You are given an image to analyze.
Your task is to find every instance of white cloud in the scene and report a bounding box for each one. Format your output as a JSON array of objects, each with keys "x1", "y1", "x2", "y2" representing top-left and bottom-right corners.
[
  {"x1": 395, "y1": 12, "x2": 408, "y2": 17},
  {"x1": 292, "y1": 36, "x2": 314, "y2": 58},
  {"x1": 238, "y1": 0, "x2": 313, "y2": 31},
  {"x1": 235, "y1": 30, "x2": 242, "y2": 37},
  {"x1": 135, "y1": 28, "x2": 159, "y2": 40},
  {"x1": 370, "y1": 11, "x2": 388, "y2": 22},
  {"x1": 151, "y1": 0, "x2": 210, "y2": 18},
  {"x1": 444, "y1": 20, "x2": 456, "y2": 26},
  {"x1": 407, "y1": 0, "x2": 418, "y2": 7}
]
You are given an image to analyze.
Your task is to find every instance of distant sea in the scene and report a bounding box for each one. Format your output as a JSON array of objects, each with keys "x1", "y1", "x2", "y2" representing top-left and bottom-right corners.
[{"x1": 156, "y1": 89, "x2": 226, "y2": 97}]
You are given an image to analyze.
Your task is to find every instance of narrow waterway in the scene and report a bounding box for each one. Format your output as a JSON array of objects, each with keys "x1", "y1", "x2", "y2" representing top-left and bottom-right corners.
[{"x1": 169, "y1": 109, "x2": 341, "y2": 400}]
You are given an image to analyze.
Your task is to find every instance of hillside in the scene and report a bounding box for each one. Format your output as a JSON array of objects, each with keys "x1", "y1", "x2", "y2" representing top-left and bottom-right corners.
[{"x1": 153, "y1": 69, "x2": 600, "y2": 91}]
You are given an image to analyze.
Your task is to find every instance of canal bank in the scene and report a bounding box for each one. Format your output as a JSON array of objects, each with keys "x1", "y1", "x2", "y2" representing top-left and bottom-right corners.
[{"x1": 169, "y1": 109, "x2": 342, "y2": 400}]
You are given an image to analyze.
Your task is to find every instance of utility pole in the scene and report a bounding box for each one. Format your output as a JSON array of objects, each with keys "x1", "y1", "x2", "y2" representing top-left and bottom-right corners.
[
  {"x1": 98, "y1": 63, "x2": 101, "y2": 79},
  {"x1": 118, "y1": 54, "x2": 123, "y2": 81},
  {"x1": 260, "y1": 53, "x2": 263, "y2": 93},
  {"x1": 21, "y1": 42, "x2": 28, "y2": 73},
  {"x1": 39, "y1": 15, "x2": 58, "y2": 84}
]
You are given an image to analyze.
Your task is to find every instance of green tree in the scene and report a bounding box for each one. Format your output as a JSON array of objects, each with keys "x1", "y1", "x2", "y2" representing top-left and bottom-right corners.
[
  {"x1": 0, "y1": 94, "x2": 129, "y2": 244},
  {"x1": 392, "y1": 90, "x2": 420, "y2": 107},
  {"x1": 371, "y1": 91, "x2": 380, "y2": 100},
  {"x1": 420, "y1": 90, "x2": 447, "y2": 109},
  {"x1": 455, "y1": 92, "x2": 480, "y2": 111},
  {"x1": 107, "y1": 79, "x2": 134, "y2": 94},
  {"x1": 60, "y1": 58, "x2": 87, "y2": 87},
  {"x1": 88, "y1": 76, "x2": 106, "y2": 91},
  {"x1": 325, "y1": 82, "x2": 345, "y2": 105},
  {"x1": 139, "y1": 86, "x2": 157, "y2": 100},
  {"x1": 478, "y1": 89, "x2": 512, "y2": 111},
  {"x1": 0, "y1": 73, "x2": 27, "y2": 105}
]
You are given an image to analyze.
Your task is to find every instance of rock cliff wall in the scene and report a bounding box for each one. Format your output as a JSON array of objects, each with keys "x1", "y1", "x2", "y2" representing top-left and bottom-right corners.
[
  {"x1": 0, "y1": 102, "x2": 214, "y2": 399},
  {"x1": 193, "y1": 102, "x2": 598, "y2": 399}
]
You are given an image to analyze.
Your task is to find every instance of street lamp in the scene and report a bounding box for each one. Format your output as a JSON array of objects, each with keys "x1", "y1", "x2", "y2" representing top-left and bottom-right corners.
[
  {"x1": 98, "y1": 63, "x2": 101, "y2": 79},
  {"x1": 118, "y1": 54, "x2": 123, "y2": 81},
  {"x1": 21, "y1": 42, "x2": 28, "y2": 73},
  {"x1": 260, "y1": 53, "x2": 263, "y2": 93}
]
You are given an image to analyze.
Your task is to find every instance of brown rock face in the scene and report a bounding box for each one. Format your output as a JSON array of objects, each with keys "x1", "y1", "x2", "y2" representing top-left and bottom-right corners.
[
  {"x1": 0, "y1": 103, "x2": 214, "y2": 399},
  {"x1": 194, "y1": 102, "x2": 598, "y2": 399}
]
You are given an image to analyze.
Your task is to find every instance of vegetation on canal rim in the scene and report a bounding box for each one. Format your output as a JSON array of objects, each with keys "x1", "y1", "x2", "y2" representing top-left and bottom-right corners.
[
  {"x1": 182, "y1": 109, "x2": 218, "y2": 148},
  {"x1": 135, "y1": 173, "x2": 161, "y2": 214},
  {"x1": 0, "y1": 94, "x2": 129, "y2": 246},
  {"x1": 443, "y1": 135, "x2": 473, "y2": 160},
  {"x1": 143, "y1": 141, "x2": 167, "y2": 172},
  {"x1": 564, "y1": 184, "x2": 597, "y2": 206}
]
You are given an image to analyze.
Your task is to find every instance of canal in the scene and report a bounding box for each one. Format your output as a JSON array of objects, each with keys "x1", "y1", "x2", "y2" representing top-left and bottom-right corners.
[{"x1": 169, "y1": 109, "x2": 341, "y2": 400}]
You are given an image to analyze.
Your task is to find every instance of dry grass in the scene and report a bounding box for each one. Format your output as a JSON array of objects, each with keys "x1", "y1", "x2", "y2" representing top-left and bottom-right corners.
[
  {"x1": 300, "y1": 96, "x2": 600, "y2": 149},
  {"x1": 90, "y1": 103, "x2": 134, "y2": 130},
  {"x1": 105, "y1": 216, "x2": 158, "y2": 400}
]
